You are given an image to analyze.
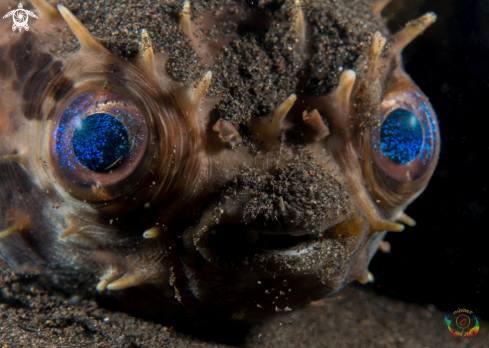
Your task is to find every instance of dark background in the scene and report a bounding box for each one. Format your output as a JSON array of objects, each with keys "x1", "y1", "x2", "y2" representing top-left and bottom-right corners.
[{"x1": 370, "y1": 0, "x2": 489, "y2": 319}]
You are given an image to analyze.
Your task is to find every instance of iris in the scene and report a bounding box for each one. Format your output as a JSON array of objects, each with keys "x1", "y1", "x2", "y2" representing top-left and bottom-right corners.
[
  {"x1": 380, "y1": 108, "x2": 423, "y2": 165},
  {"x1": 73, "y1": 113, "x2": 129, "y2": 172}
]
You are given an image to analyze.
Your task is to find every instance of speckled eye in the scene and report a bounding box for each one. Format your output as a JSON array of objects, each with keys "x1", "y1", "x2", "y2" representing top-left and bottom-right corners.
[
  {"x1": 49, "y1": 87, "x2": 151, "y2": 202},
  {"x1": 379, "y1": 108, "x2": 423, "y2": 165},
  {"x1": 371, "y1": 87, "x2": 439, "y2": 185},
  {"x1": 72, "y1": 113, "x2": 130, "y2": 172}
]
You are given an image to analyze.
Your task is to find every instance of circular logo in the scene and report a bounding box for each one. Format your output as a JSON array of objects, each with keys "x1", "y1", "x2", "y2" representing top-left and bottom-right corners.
[
  {"x1": 13, "y1": 9, "x2": 28, "y2": 27},
  {"x1": 445, "y1": 308, "x2": 480, "y2": 338},
  {"x1": 456, "y1": 314, "x2": 470, "y2": 329},
  {"x1": 2, "y1": 3, "x2": 38, "y2": 32}
]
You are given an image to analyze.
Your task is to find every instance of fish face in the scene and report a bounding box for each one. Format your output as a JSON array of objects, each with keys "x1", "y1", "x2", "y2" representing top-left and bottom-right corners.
[{"x1": 0, "y1": 0, "x2": 439, "y2": 320}]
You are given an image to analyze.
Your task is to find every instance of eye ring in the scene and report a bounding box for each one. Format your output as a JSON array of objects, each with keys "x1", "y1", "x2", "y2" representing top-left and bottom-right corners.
[
  {"x1": 371, "y1": 88, "x2": 439, "y2": 184},
  {"x1": 49, "y1": 86, "x2": 151, "y2": 201}
]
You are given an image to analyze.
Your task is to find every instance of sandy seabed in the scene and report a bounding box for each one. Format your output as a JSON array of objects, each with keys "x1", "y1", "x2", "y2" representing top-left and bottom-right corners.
[{"x1": 1, "y1": 260, "x2": 486, "y2": 348}]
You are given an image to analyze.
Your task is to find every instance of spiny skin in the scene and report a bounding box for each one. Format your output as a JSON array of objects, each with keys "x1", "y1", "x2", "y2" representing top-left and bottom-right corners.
[{"x1": 0, "y1": 0, "x2": 439, "y2": 320}]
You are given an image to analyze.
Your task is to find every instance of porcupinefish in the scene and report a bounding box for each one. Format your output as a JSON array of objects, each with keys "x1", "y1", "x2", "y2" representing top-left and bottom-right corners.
[{"x1": 0, "y1": 0, "x2": 439, "y2": 320}]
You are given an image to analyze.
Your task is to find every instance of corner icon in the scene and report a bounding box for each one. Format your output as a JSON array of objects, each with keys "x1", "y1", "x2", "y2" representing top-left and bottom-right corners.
[{"x1": 3, "y1": 3, "x2": 38, "y2": 32}]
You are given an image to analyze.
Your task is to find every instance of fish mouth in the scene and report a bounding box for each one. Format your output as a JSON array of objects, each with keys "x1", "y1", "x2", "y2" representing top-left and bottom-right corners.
[
  {"x1": 207, "y1": 226, "x2": 338, "y2": 260},
  {"x1": 182, "y1": 207, "x2": 370, "y2": 282},
  {"x1": 206, "y1": 225, "x2": 356, "y2": 282},
  {"x1": 177, "y1": 196, "x2": 375, "y2": 320}
]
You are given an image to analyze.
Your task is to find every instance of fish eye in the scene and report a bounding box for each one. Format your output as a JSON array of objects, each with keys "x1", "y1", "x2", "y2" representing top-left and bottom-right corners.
[
  {"x1": 49, "y1": 87, "x2": 151, "y2": 201},
  {"x1": 379, "y1": 108, "x2": 423, "y2": 165},
  {"x1": 371, "y1": 88, "x2": 439, "y2": 186},
  {"x1": 72, "y1": 113, "x2": 130, "y2": 172}
]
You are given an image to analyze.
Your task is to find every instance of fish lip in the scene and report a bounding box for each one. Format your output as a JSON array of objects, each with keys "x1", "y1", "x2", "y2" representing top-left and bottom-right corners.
[
  {"x1": 260, "y1": 240, "x2": 320, "y2": 256},
  {"x1": 182, "y1": 201, "x2": 370, "y2": 281},
  {"x1": 187, "y1": 222, "x2": 364, "y2": 279},
  {"x1": 250, "y1": 230, "x2": 356, "y2": 273},
  {"x1": 249, "y1": 229, "x2": 327, "y2": 256}
]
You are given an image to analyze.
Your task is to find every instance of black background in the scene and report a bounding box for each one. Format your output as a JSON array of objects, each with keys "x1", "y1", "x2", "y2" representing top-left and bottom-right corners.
[{"x1": 370, "y1": 0, "x2": 489, "y2": 319}]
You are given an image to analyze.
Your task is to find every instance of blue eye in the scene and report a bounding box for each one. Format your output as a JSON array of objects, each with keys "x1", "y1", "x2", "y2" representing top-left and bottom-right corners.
[
  {"x1": 72, "y1": 113, "x2": 130, "y2": 172},
  {"x1": 380, "y1": 108, "x2": 423, "y2": 165},
  {"x1": 51, "y1": 92, "x2": 149, "y2": 201}
]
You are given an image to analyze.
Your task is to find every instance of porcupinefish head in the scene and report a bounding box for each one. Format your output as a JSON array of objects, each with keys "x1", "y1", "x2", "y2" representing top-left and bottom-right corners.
[{"x1": 0, "y1": 0, "x2": 439, "y2": 320}]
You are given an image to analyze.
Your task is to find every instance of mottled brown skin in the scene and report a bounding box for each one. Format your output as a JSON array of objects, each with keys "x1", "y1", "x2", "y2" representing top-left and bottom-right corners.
[{"x1": 0, "y1": 0, "x2": 439, "y2": 321}]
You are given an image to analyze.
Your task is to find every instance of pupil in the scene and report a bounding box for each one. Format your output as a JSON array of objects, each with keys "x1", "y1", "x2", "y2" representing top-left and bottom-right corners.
[
  {"x1": 72, "y1": 113, "x2": 129, "y2": 172},
  {"x1": 380, "y1": 108, "x2": 423, "y2": 165}
]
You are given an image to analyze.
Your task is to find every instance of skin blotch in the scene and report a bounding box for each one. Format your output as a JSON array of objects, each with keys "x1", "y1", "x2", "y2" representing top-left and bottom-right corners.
[
  {"x1": 22, "y1": 59, "x2": 73, "y2": 120},
  {"x1": 306, "y1": 0, "x2": 388, "y2": 95},
  {"x1": 209, "y1": 4, "x2": 301, "y2": 124},
  {"x1": 58, "y1": 0, "x2": 207, "y2": 85},
  {"x1": 7, "y1": 32, "x2": 50, "y2": 91}
]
